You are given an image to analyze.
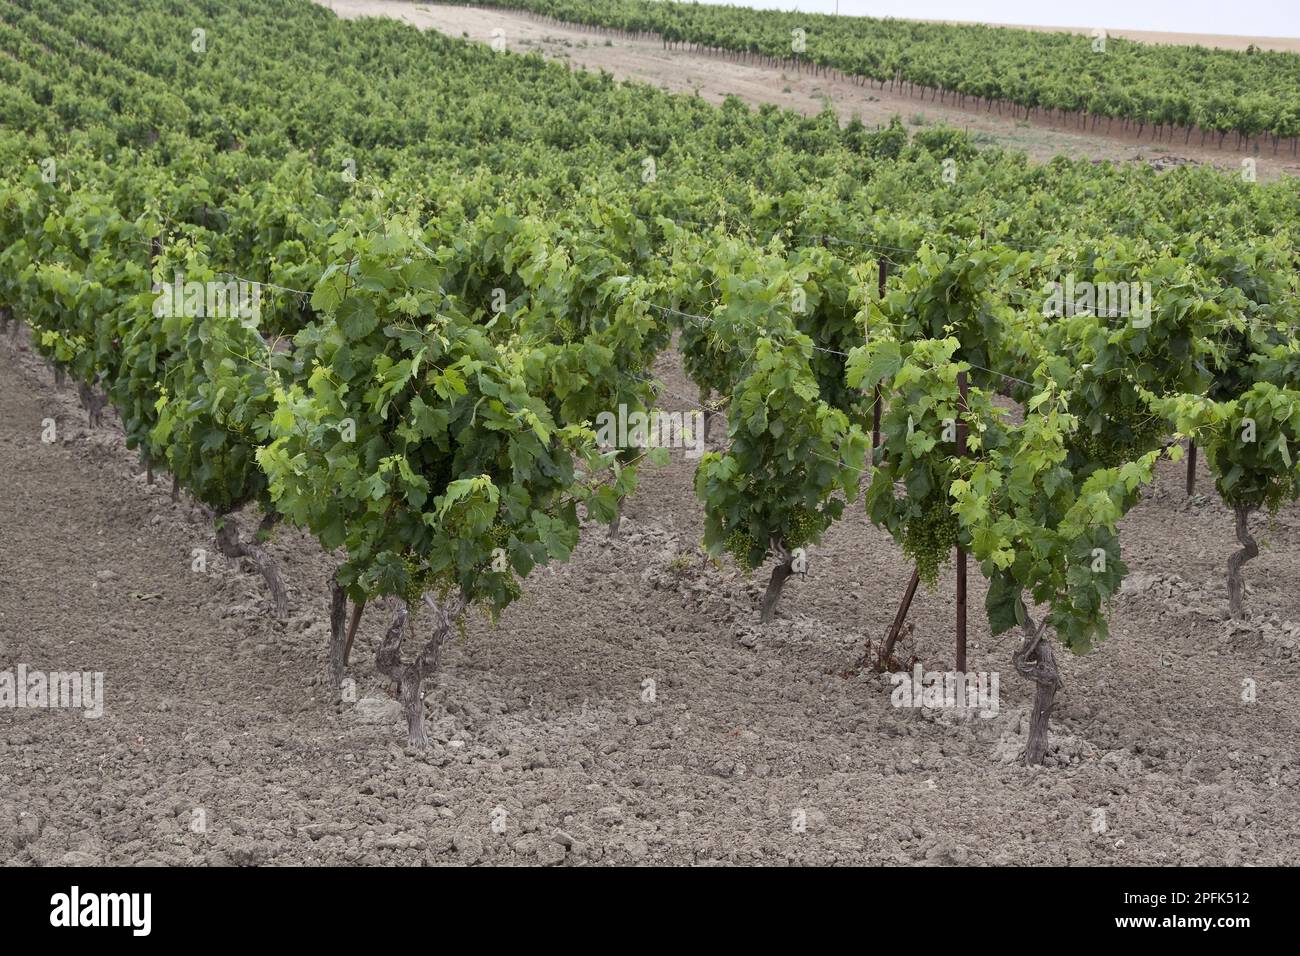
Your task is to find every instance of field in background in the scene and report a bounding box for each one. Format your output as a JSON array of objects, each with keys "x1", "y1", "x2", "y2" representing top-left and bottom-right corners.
[{"x1": 327, "y1": 2, "x2": 1300, "y2": 181}]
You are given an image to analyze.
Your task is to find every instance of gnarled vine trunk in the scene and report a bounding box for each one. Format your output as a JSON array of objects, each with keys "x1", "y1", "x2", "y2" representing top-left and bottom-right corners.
[
  {"x1": 327, "y1": 578, "x2": 366, "y2": 698},
  {"x1": 329, "y1": 577, "x2": 347, "y2": 698},
  {"x1": 1012, "y1": 608, "x2": 1061, "y2": 766},
  {"x1": 76, "y1": 380, "x2": 107, "y2": 427},
  {"x1": 760, "y1": 539, "x2": 796, "y2": 624},
  {"x1": 375, "y1": 593, "x2": 468, "y2": 749},
  {"x1": 214, "y1": 509, "x2": 288, "y2": 618},
  {"x1": 1227, "y1": 504, "x2": 1259, "y2": 621},
  {"x1": 0, "y1": 305, "x2": 20, "y2": 340},
  {"x1": 343, "y1": 600, "x2": 364, "y2": 666}
]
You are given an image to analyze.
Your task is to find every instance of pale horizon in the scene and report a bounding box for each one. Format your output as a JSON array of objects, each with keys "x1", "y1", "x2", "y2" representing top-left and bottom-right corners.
[{"x1": 693, "y1": 0, "x2": 1300, "y2": 41}]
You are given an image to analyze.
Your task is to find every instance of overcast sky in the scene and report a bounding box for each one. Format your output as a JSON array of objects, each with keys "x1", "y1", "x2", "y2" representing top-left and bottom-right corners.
[{"x1": 694, "y1": 0, "x2": 1300, "y2": 39}]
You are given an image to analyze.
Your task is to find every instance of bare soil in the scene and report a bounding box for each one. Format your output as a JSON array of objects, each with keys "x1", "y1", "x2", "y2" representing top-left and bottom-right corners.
[
  {"x1": 318, "y1": 1, "x2": 1300, "y2": 182},
  {"x1": 3, "y1": 320, "x2": 1299, "y2": 865}
]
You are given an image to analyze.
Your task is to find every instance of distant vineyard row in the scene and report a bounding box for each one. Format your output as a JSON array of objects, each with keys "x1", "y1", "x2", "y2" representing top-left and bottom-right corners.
[{"x1": 449, "y1": 0, "x2": 1300, "y2": 145}]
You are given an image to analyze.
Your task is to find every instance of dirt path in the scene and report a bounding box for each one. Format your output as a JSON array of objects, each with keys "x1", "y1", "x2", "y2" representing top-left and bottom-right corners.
[
  {"x1": 4, "y1": 317, "x2": 1300, "y2": 865},
  {"x1": 318, "y1": 1, "x2": 1300, "y2": 182}
]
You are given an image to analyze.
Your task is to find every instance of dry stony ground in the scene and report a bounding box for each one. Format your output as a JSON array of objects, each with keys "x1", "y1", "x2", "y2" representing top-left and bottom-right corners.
[
  {"x1": 2, "y1": 322, "x2": 1299, "y2": 867},
  {"x1": 320, "y1": 1, "x2": 1300, "y2": 182}
]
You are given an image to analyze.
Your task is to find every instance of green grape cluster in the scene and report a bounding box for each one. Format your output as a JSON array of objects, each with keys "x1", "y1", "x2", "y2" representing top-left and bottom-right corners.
[
  {"x1": 785, "y1": 506, "x2": 823, "y2": 550},
  {"x1": 902, "y1": 501, "x2": 958, "y2": 588},
  {"x1": 501, "y1": 577, "x2": 522, "y2": 604},
  {"x1": 401, "y1": 555, "x2": 436, "y2": 608},
  {"x1": 1264, "y1": 480, "x2": 1293, "y2": 514},
  {"x1": 1073, "y1": 412, "x2": 1165, "y2": 469},
  {"x1": 553, "y1": 318, "x2": 576, "y2": 344},
  {"x1": 724, "y1": 528, "x2": 759, "y2": 572}
]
